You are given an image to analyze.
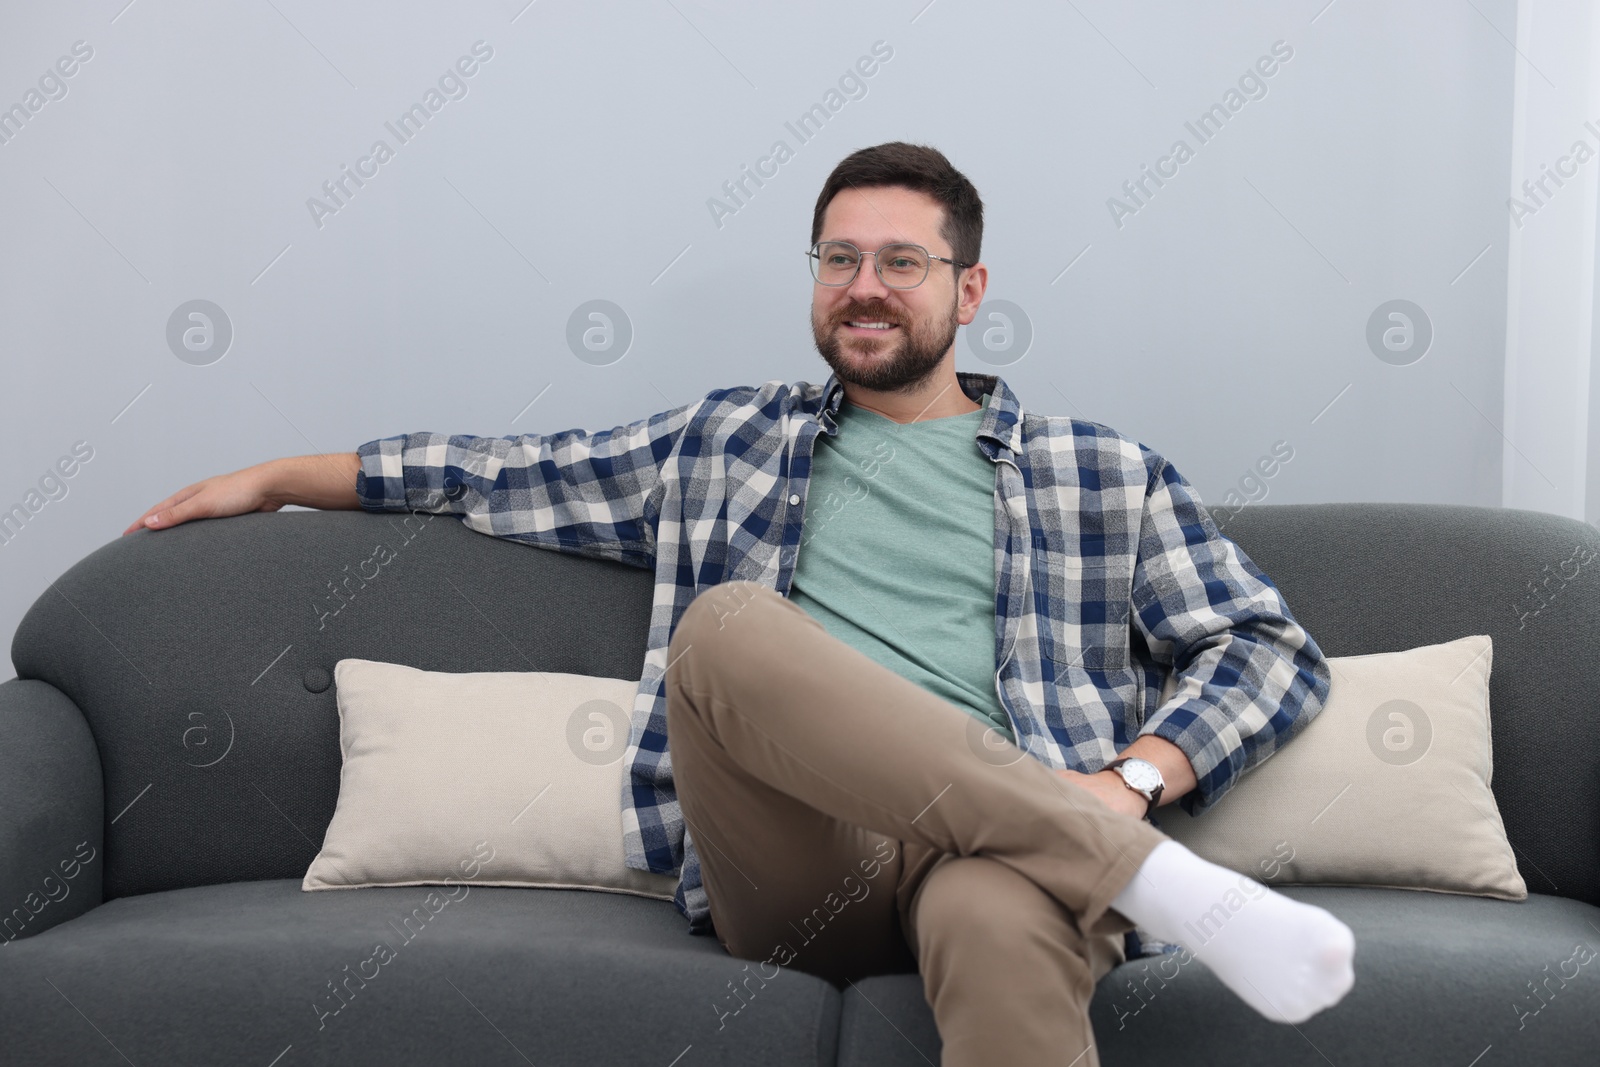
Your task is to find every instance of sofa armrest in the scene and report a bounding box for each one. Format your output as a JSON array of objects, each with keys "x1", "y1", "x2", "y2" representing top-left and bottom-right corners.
[{"x1": 0, "y1": 678, "x2": 103, "y2": 945}]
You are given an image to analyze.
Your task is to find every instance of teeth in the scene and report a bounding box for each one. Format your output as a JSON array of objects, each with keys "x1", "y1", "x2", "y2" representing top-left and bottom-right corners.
[{"x1": 848, "y1": 321, "x2": 894, "y2": 329}]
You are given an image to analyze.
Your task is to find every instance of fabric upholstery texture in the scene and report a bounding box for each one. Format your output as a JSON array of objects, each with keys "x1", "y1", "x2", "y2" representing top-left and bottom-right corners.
[
  {"x1": 0, "y1": 879, "x2": 840, "y2": 1066},
  {"x1": 0, "y1": 679, "x2": 103, "y2": 943}
]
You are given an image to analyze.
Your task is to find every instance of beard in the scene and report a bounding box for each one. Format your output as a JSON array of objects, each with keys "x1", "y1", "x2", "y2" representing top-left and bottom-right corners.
[{"x1": 811, "y1": 296, "x2": 960, "y2": 393}]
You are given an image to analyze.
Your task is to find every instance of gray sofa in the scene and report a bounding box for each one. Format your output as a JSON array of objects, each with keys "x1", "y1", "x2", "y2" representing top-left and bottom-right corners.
[{"x1": 3, "y1": 501, "x2": 1598, "y2": 1066}]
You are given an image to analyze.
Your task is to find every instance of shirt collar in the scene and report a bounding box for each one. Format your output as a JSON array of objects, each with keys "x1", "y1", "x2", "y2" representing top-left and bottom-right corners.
[{"x1": 818, "y1": 369, "x2": 1024, "y2": 457}]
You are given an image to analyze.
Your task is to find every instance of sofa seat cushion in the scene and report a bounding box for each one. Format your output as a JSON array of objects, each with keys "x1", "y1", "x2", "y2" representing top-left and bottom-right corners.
[
  {"x1": 0, "y1": 879, "x2": 840, "y2": 1067},
  {"x1": 836, "y1": 887, "x2": 1600, "y2": 1067}
]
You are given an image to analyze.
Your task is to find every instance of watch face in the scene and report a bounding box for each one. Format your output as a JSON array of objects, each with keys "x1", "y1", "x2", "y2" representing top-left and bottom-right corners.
[{"x1": 1119, "y1": 759, "x2": 1163, "y2": 793}]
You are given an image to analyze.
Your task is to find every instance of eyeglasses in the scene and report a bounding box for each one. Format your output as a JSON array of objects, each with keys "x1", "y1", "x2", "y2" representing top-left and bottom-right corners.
[{"x1": 805, "y1": 241, "x2": 971, "y2": 290}]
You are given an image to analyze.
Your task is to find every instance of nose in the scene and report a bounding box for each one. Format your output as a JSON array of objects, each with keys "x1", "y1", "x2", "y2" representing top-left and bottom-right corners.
[{"x1": 843, "y1": 251, "x2": 893, "y2": 304}]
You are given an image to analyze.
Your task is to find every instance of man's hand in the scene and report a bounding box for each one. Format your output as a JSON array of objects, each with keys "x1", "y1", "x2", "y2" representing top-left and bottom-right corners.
[
  {"x1": 122, "y1": 453, "x2": 361, "y2": 535},
  {"x1": 122, "y1": 466, "x2": 281, "y2": 535},
  {"x1": 1054, "y1": 768, "x2": 1148, "y2": 821}
]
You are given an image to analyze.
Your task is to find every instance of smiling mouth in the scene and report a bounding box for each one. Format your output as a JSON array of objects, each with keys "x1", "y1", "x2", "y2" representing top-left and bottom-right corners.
[{"x1": 842, "y1": 319, "x2": 899, "y2": 334}]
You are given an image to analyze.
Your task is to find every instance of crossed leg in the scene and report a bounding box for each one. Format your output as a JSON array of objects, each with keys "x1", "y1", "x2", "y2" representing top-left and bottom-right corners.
[{"x1": 666, "y1": 580, "x2": 1165, "y2": 1064}]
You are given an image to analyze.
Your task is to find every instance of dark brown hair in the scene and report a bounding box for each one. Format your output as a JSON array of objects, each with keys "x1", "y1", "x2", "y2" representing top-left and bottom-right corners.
[{"x1": 810, "y1": 142, "x2": 983, "y2": 269}]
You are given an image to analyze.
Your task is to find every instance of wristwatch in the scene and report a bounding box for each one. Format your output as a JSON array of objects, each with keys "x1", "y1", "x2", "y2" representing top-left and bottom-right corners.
[{"x1": 1104, "y1": 757, "x2": 1165, "y2": 818}]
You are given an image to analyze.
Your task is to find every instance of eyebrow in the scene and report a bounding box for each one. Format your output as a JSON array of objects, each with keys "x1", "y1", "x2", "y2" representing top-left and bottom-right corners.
[{"x1": 821, "y1": 237, "x2": 929, "y2": 250}]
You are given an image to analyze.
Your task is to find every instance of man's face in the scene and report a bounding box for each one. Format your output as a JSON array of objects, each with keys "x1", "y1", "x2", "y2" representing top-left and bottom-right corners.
[{"x1": 810, "y1": 185, "x2": 970, "y2": 394}]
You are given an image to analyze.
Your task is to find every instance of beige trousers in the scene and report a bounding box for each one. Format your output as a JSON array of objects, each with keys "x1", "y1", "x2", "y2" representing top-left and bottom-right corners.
[{"x1": 665, "y1": 581, "x2": 1171, "y2": 1067}]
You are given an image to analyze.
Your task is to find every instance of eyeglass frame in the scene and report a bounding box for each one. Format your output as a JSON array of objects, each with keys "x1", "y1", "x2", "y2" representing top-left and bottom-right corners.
[{"x1": 804, "y1": 240, "x2": 973, "y2": 289}]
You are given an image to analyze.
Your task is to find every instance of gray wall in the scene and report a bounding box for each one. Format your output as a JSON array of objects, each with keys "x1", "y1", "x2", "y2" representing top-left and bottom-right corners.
[{"x1": 0, "y1": 1, "x2": 1536, "y2": 681}]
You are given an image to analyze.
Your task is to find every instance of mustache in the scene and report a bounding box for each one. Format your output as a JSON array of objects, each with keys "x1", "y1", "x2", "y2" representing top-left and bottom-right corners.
[{"x1": 835, "y1": 304, "x2": 902, "y2": 326}]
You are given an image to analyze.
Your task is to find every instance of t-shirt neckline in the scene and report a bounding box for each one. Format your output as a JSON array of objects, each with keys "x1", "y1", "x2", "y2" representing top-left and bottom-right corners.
[{"x1": 842, "y1": 390, "x2": 988, "y2": 426}]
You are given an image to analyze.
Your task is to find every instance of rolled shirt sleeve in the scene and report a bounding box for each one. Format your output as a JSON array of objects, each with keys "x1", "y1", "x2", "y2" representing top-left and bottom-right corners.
[
  {"x1": 354, "y1": 398, "x2": 701, "y2": 570},
  {"x1": 1129, "y1": 451, "x2": 1333, "y2": 815}
]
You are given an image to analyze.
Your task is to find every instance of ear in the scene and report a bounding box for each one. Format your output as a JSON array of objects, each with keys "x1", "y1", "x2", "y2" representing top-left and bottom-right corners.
[{"x1": 955, "y1": 262, "x2": 988, "y2": 325}]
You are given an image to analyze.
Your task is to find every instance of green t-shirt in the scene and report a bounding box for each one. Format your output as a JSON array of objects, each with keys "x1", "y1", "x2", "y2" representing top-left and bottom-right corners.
[{"x1": 786, "y1": 391, "x2": 1013, "y2": 742}]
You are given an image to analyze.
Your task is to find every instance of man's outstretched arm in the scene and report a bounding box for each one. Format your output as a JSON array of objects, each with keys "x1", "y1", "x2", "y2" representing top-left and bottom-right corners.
[
  {"x1": 123, "y1": 452, "x2": 361, "y2": 535},
  {"x1": 355, "y1": 399, "x2": 700, "y2": 570}
]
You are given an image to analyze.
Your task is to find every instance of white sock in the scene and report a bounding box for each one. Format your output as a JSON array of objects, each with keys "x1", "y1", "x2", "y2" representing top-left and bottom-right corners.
[{"x1": 1109, "y1": 839, "x2": 1356, "y2": 1024}]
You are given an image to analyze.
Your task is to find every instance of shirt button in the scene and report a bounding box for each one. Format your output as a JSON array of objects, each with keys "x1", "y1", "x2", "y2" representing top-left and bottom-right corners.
[{"x1": 788, "y1": 494, "x2": 800, "y2": 505}]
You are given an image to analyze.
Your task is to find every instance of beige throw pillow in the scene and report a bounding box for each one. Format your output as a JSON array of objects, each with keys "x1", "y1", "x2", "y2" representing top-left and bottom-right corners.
[
  {"x1": 1152, "y1": 634, "x2": 1527, "y2": 901},
  {"x1": 303, "y1": 659, "x2": 679, "y2": 900}
]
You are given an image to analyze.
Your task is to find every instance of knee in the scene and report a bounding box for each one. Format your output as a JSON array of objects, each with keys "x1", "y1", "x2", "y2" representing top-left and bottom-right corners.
[{"x1": 672, "y1": 580, "x2": 772, "y2": 654}]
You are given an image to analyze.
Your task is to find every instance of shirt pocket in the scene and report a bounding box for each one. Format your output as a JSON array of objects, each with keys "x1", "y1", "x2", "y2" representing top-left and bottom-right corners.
[{"x1": 1032, "y1": 533, "x2": 1134, "y2": 674}]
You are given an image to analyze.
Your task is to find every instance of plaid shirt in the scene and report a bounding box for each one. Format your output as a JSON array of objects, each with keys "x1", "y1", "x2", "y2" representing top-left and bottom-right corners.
[{"x1": 355, "y1": 370, "x2": 1333, "y2": 949}]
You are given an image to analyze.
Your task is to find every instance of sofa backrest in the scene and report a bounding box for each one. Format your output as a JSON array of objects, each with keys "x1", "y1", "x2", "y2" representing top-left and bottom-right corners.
[{"x1": 11, "y1": 503, "x2": 1600, "y2": 907}]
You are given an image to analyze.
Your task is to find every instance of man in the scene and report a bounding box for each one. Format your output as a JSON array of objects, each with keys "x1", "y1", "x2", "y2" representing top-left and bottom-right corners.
[{"x1": 127, "y1": 142, "x2": 1354, "y2": 1065}]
